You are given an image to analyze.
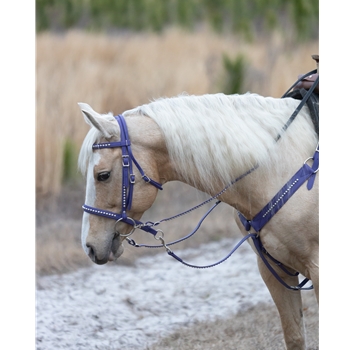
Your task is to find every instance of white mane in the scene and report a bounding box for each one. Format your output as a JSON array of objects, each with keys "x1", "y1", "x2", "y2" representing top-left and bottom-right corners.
[
  {"x1": 122, "y1": 93, "x2": 317, "y2": 190},
  {"x1": 79, "y1": 93, "x2": 318, "y2": 192}
]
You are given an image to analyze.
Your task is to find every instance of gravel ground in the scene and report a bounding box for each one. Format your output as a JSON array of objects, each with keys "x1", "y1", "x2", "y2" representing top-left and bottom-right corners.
[
  {"x1": 36, "y1": 238, "x2": 318, "y2": 350},
  {"x1": 34, "y1": 182, "x2": 319, "y2": 349}
]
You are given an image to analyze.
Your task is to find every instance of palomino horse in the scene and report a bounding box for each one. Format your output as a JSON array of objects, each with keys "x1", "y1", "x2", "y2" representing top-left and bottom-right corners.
[{"x1": 78, "y1": 92, "x2": 318, "y2": 350}]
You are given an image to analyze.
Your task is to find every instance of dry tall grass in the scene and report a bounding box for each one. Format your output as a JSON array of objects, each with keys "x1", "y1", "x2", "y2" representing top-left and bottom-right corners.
[{"x1": 36, "y1": 28, "x2": 318, "y2": 196}]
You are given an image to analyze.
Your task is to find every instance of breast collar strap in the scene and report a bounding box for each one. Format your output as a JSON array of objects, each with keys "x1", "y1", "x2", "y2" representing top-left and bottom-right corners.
[
  {"x1": 237, "y1": 144, "x2": 319, "y2": 233},
  {"x1": 82, "y1": 114, "x2": 163, "y2": 235},
  {"x1": 236, "y1": 145, "x2": 318, "y2": 290}
]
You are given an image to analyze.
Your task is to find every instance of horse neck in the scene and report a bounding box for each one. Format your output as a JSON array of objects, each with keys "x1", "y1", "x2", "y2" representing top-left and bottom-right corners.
[
  {"x1": 209, "y1": 136, "x2": 315, "y2": 220},
  {"x1": 125, "y1": 99, "x2": 317, "y2": 218},
  {"x1": 167, "y1": 130, "x2": 315, "y2": 220}
]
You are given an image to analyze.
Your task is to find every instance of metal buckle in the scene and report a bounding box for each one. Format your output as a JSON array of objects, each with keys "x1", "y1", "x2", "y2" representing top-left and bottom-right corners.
[
  {"x1": 122, "y1": 155, "x2": 129, "y2": 167},
  {"x1": 142, "y1": 174, "x2": 151, "y2": 182},
  {"x1": 303, "y1": 156, "x2": 319, "y2": 173}
]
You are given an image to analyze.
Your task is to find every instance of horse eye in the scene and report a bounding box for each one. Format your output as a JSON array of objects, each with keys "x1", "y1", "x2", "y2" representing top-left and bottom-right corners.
[{"x1": 97, "y1": 171, "x2": 111, "y2": 182}]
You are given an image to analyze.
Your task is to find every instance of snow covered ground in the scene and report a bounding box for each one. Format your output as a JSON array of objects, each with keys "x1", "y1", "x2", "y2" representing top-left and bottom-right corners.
[{"x1": 36, "y1": 238, "x2": 274, "y2": 350}]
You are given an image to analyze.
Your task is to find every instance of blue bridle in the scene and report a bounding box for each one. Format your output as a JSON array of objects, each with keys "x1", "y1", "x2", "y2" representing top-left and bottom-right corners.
[{"x1": 82, "y1": 114, "x2": 163, "y2": 237}]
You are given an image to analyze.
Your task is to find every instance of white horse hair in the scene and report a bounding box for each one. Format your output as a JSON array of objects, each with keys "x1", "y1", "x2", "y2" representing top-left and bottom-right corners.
[{"x1": 80, "y1": 92, "x2": 317, "y2": 193}]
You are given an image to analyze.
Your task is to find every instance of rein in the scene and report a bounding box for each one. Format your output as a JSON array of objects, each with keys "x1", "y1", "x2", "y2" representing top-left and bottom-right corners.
[{"x1": 83, "y1": 75, "x2": 318, "y2": 290}]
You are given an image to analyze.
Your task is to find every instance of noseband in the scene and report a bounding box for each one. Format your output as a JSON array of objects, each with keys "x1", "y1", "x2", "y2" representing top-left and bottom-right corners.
[{"x1": 82, "y1": 114, "x2": 163, "y2": 236}]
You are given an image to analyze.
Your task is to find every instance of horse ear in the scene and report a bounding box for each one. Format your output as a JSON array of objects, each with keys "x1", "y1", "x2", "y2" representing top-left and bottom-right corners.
[{"x1": 78, "y1": 102, "x2": 115, "y2": 138}]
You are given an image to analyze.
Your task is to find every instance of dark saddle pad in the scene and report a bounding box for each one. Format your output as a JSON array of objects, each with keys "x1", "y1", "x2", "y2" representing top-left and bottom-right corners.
[{"x1": 285, "y1": 88, "x2": 319, "y2": 137}]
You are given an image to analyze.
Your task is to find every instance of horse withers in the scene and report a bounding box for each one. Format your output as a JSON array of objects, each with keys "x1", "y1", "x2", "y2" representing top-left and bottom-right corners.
[{"x1": 78, "y1": 92, "x2": 318, "y2": 350}]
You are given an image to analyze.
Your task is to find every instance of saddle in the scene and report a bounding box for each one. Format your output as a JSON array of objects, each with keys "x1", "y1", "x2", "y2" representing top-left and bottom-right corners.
[{"x1": 284, "y1": 54, "x2": 319, "y2": 136}]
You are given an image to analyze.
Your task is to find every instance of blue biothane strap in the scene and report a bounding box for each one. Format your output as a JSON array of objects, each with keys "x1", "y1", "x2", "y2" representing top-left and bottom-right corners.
[
  {"x1": 238, "y1": 146, "x2": 318, "y2": 233},
  {"x1": 235, "y1": 146, "x2": 318, "y2": 291},
  {"x1": 82, "y1": 204, "x2": 159, "y2": 236},
  {"x1": 92, "y1": 140, "x2": 131, "y2": 149}
]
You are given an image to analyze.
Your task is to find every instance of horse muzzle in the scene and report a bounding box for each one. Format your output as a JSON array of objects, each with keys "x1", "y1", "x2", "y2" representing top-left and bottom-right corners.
[{"x1": 86, "y1": 233, "x2": 124, "y2": 265}]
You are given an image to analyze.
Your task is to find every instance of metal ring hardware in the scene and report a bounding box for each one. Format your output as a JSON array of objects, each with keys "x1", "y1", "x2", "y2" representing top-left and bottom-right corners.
[{"x1": 116, "y1": 217, "x2": 137, "y2": 237}]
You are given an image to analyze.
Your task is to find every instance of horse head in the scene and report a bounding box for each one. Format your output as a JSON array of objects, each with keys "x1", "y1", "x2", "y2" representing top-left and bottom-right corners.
[{"x1": 78, "y1": 103, "x2": 165, "y2": 264}]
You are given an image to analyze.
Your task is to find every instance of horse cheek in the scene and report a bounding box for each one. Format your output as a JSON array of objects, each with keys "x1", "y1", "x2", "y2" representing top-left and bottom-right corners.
[{"x1": 133, "y1": 184, "x2": 158, "y2": 214}]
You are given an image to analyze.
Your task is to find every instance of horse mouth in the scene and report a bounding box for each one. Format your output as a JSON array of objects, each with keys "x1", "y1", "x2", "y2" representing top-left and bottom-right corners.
[
  {"x1": 87, "y1": 233, "x2": 124, "y2": 265},
  {"x1": 107, "y1": 233, "x2": 124, "y2": 262}
]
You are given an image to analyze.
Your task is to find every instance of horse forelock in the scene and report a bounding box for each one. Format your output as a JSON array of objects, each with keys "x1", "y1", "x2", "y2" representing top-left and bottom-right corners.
[{"x1": 123, "y1": 93, "x2": 318, "y2": 192}]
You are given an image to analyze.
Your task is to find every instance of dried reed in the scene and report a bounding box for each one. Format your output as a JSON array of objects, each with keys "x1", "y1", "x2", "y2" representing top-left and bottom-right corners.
[{"x1": 36, "y1": 28, "x2": 318, "y2": 196}]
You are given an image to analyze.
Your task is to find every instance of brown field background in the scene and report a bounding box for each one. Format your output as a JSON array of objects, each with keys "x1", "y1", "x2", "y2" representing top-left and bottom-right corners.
[
  {"x1": 36, "y1": 28, "x2": 319, "y2": 349},
  {"x1": 36, "y1": 28, "x2": 318, "y2": 197}
]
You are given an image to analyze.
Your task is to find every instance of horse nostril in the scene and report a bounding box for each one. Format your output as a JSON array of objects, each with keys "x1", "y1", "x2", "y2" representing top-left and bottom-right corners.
[{"x1": 86, "y1": 243, "x2": 95, "y2": 261}]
